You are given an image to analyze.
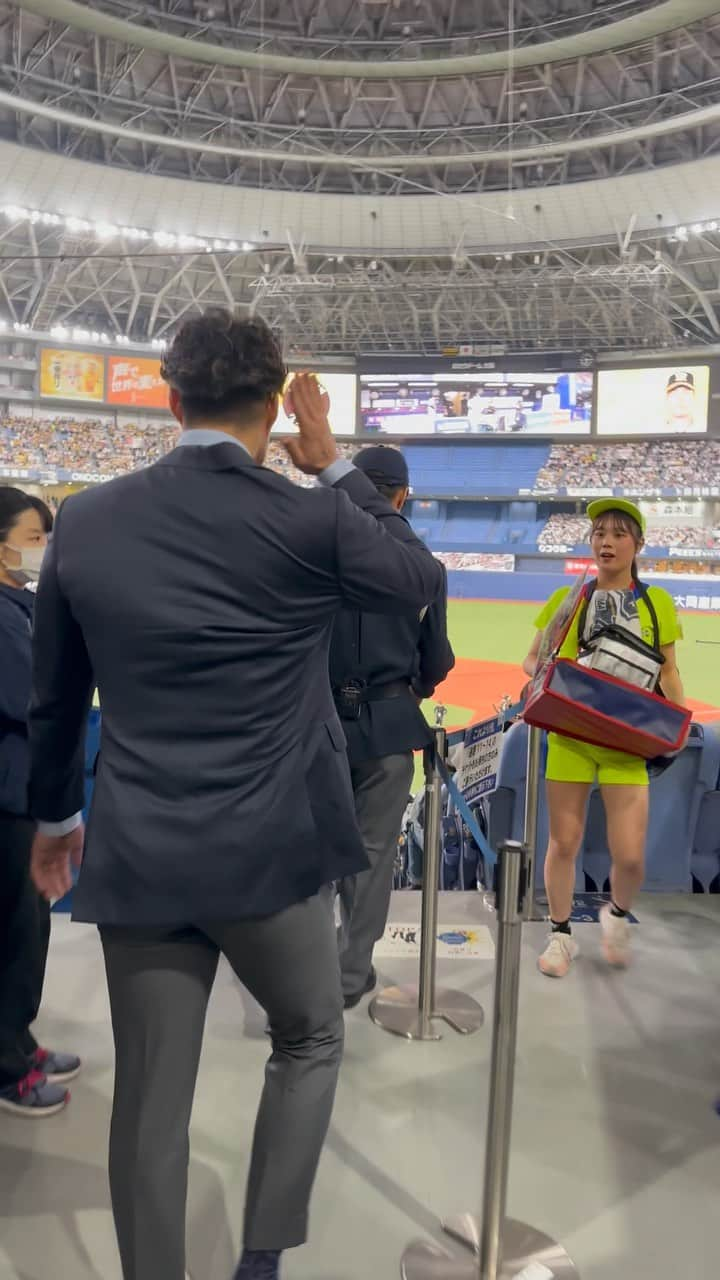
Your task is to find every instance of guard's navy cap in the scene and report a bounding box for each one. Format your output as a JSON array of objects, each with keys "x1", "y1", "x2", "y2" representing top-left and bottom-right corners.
[{"x1": 353, "y1": 445, "x2": 409, "y2": 488}]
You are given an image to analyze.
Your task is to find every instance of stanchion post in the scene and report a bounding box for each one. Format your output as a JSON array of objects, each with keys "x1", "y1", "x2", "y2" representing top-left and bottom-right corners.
[
  {"x1": 417, "y1": 720, "x2": 445, "y2": 1030},
  {"x1": 522, "y1": 724, "x2": 545, "y2": 922},
  {"x1": 477, "y1": 841, "x2": 524, "y2": 1277},
  {"x1": 369, "y1": 706, "x2": 485, "y2": 1041},
  {"x1": 401, "y1": 839, "x2": 579, "y2": 1279}
]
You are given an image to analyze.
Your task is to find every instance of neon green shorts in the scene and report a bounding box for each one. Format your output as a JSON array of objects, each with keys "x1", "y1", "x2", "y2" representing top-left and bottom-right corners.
[{"x1": 545, "y1": 733, "x2": 649, "y2": 787}]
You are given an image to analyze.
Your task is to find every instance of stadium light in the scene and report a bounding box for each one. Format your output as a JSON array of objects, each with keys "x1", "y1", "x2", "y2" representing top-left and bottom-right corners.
[
  {"x1": 1, "y1": 202, "x2": 247, "y2": 255},
  {"x1": 65, "y1": 217, "x2": 92, "y2": 234}
]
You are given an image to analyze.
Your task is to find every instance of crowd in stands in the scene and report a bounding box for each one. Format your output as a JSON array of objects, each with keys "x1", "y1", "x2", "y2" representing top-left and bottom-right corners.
[
  {"x1": 2, "y1": 418, "x2": 717, "y2": 565},
  {"x1": 644, "y1": 558, "x2": 720, "y2": 577},
  {"x1": 538, "y1": 512, "x2": 719, "y2": 551},
  {"x1": 652, "y1": 525, "x2": 720, "y2": 549},
  {"x1": 265, "y1": 441, "x2": 355, "y2": 488},
  {"x1": 538, "y1": 514, "x2": 589, "y2": 547},
  {"x1": 0, "y1": 416, "x2": 356, "y2": 486},
  {"x1": 535, "y1": 440, "x2": 720, "y2": 492},
  {"x1": 0, "y1": 415, "x2": 179, "y2": 477},
  {"x1": 434, "y1": 552, "x2": 515, "y2": 571}
]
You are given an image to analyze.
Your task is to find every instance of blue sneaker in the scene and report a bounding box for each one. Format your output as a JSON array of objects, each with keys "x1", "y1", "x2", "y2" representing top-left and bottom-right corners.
[
  {"x1": 233, "y1": 1250, "x2": 281, "y2": 1279},
  {"x1": 0, "y1": 1069, "x2": 69, "y2": 1117},
  {"x1": 33, "y1": 1046, "x2": 82, "y2": 1084}
]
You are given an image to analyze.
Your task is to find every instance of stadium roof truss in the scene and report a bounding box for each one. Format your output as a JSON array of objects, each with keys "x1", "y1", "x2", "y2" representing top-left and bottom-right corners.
[
  {"x1": 1, "y1": 0, "x2": 720, "y2": 352},
  {"x1": 3, "y1": 2, "x2": 720, "y2": 193},
  {"x1": 1, "y1": 211, "x2": 719, "y2": 353}
]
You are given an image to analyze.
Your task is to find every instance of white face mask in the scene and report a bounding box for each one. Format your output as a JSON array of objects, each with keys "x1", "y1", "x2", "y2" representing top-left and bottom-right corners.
[{"x1": 4, "y1": 542, "x2": 46, "y2": 584}]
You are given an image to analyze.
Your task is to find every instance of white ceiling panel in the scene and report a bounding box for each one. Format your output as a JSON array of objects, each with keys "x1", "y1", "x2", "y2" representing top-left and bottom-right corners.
[{"x1": 2, "y1": 140, "x2": 719, "y2": 254}]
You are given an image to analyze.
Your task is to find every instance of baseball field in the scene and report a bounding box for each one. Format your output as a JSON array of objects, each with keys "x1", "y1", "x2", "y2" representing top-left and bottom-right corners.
[{"x1": 423, "y1": 597, "x2": 720, "y2": 734}]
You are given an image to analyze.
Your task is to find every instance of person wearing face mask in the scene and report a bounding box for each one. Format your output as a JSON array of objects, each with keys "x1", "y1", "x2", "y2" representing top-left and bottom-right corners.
[
  {"x1": 523, "y1": 499, "x2": 686, "y2": 979},
  {"x1": 0, "y1": 487, "x2": 81, "y2": 1116}
]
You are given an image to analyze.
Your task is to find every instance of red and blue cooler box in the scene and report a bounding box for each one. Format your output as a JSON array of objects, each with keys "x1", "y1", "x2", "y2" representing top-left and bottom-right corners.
[{"x1": 524, "y1": 658, "x2": 691, "y2": 759}]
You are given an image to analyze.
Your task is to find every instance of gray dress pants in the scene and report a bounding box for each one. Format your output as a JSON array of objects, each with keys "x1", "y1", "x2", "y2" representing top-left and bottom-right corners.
[
  {"x1": 100, "y1": 888, "x2": 343, "y2": 1280},
  {"x1": 339, "y1": 752, "x2": 415, "y2": 1000}
]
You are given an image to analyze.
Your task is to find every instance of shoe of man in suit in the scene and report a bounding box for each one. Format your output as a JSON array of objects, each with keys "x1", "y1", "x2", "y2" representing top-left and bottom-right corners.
[{"x1": 233, "y1": 1248, "x2": 281, "y2": 1278}]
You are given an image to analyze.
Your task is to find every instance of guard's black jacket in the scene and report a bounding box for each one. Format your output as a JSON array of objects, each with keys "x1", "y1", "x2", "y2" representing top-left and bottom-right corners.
[{"x1": 329, "y1": 539, "x2": 455, "y2": 766}]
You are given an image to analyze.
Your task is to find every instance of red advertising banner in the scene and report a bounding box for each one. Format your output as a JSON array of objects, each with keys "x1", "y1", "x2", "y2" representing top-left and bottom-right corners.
[
  {"x1": 565, "y1": 558, "x2": 595, "y2": 574},
  {"x1": 107, "y1": 356, "x2": 168, "y2": 409}
]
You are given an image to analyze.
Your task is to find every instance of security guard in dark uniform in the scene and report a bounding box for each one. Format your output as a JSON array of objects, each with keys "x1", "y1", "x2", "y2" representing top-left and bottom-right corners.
[{"x1": 330, "y1": 447, "x2": 455, "y2": 1007}]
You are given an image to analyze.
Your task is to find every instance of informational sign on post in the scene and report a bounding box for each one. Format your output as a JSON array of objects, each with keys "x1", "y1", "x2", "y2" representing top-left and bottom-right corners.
[{"x1": 457, "y1": 714, "x2": 505, "y2": 803}]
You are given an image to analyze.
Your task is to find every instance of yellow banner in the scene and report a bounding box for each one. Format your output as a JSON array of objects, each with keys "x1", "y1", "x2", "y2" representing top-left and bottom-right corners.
[{"x1": 40, "y1": 349, "x2": 105, "y2": 401}]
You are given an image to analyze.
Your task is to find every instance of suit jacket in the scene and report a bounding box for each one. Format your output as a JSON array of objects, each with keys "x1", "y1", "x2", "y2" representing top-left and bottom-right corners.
[
  {"x1": 28, "y1": 444, "x2": 444, "y2": 925},
  {"x1": 329, "y1": 561, "x2": 454, "y2": 767}
]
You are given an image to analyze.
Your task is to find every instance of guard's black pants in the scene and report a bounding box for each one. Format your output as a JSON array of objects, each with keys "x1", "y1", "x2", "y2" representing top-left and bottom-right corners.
[{"x1": 0, "y1": 811, "x2": 50, "y2": 1087}]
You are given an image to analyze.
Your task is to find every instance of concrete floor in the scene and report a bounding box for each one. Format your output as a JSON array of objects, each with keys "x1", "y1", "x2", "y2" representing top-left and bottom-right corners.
[{"x1": 1, "y1": 892, "x2": 719, "y2": 1280}]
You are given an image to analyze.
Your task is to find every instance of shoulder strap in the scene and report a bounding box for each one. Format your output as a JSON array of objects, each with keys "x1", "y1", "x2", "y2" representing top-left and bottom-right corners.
[
  {"x1": 577, "y1": 578, "x2": 660, "y2": 652},
  {"x1": 636, "y1": 581, "x2": 660, "y2": 652},
  {"x1": 575, "y1": 579, "x2": 597, "y2": 647}
]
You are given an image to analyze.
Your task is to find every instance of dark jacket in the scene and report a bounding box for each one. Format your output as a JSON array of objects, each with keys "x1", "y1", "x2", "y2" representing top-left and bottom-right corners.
[
  {"x1": 28, "y1": 445, "x2": 444, "y2": 926},
  {"x1": 0, "y1": 583, "x2": 35, "y2": 815},
  {"x1": 329, "y1": 555, "x2": 454, "y2": 766}
]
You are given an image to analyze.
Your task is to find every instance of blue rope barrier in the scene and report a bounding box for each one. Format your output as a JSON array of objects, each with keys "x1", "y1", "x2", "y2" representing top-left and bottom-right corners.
[
  {"x1": 433, "y1": 698, "x2": 526, "y2": 871},
  {"x1": 436, "y1": 756, "x2": 497, "y2": 870}
]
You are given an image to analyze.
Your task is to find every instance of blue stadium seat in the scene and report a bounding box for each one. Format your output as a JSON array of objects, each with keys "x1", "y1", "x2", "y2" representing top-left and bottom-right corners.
[
  {"x1": 692, "y1": 794, "x2": 720, "y2": 892},
  {"x1": 402, "y1": 443, "x2": 549, "y2": 496},
  {"x1": 484, "y1": 720, "x2": 585, "y2": 891},
  {"x1": 690, "y1": 723, "x2": 720, "y2": 891},
  {"x1": 583, "y1": 723, "x2": 720, "y2": 893},
  {"x1": 486, "y1": 719, "x2": 720, "y2": 894}
]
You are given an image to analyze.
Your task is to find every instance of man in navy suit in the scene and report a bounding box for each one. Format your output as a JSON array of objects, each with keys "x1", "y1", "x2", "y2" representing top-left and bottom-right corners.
[{"x1": 27, "y1": 310, "x2": 443, "y2": 1280}]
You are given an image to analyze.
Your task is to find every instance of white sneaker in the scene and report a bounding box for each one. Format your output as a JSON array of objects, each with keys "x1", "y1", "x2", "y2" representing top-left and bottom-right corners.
[
  {"x1": 538, "y1": 932, "x2": 579, "y2": 978},
  {"x1": 600, "y1": 903, "x2": 631, "y2": 968}
]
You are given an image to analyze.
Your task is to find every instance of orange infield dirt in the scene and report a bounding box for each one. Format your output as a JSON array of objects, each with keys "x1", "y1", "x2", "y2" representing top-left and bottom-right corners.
[{"x1": 433, "y1": 657, "x2": 720, "y2": 733}]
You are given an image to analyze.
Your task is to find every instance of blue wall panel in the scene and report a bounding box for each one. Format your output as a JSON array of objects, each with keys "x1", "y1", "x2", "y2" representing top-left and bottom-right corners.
[{"x1": 446, "y1": 570, "x2": 720, "y2": 610}]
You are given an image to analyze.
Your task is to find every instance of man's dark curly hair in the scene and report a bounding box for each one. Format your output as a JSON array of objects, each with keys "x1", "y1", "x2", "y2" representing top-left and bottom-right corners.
[{"x1": 161, "y1": 307, "x2": 287, "y2": 422}]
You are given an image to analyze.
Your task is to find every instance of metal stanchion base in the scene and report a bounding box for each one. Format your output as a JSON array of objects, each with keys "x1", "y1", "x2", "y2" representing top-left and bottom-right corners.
[
  {"x1": 401, "y1": 1217, "x2": 579, "y2": 1279},
  {"x1": 369, "y1": 986, "x2": 484, "y2": 1040}
]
